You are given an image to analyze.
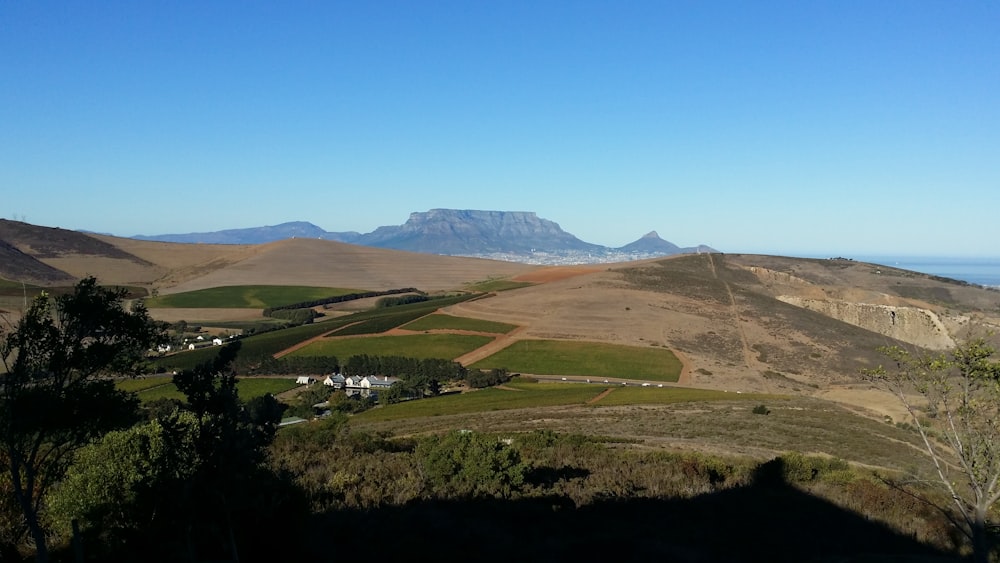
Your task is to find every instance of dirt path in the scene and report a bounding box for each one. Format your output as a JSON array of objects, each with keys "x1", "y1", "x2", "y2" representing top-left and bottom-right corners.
[
  {"x1": 453, "y1": 326, "x2": 528, "y2": 366},
  {"x1": 708, "y1": 254, "x2": 772, "y2": 392},
  {"x1": 586, "y1": 387, "x2": 615, "y2": 404},
  {"x1": 272, "y1": 321, "x2": 364, "y2": 358},
  {"x1": 673, "y1": 348, "x2": 693, "y2": 385}
]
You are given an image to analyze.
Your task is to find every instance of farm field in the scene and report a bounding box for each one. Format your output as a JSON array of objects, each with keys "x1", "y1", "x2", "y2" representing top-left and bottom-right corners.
[
  {"x1": 593, "y1": 386, "x2": 778, "y2": 405},
  {"x1": 353, "y1": 379, "x2": 605, "y2": 422},
  {"x1": 352, "y1": 379, "x2": 773, "y2": 424},
  {"x1": 151, "y1": 293, "x2": 488, "y2": 372},
  {"x1": 463, "y1": 279, "x2": 535, "y2": 292},
  {"x1": 291, "y1": 333, "x2": 495, "y2": 361},
  {"x1": 400, "y1": 313, "x2": 518, "y2": 334},
  {"x1": 144, "y1": 285, "x2": 363, "y2": 308},
  {"x1": 470, "y1": 339, "x2": 683, "y2": 382},
  {"x1": 122, "y1": 377, "x2": 300, "y2": 403},
  {"x1": 351, "y1": 387, "x2": 932, "y2": 475},
  {"x1": 113, "y1": 376, "x2": 176, "y2": 393}
]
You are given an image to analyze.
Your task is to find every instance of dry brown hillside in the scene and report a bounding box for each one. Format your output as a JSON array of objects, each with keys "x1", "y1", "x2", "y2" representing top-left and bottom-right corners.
[
  {"x1": 0, "y1": 222, "x2": 540, "y2": 292},
  {"x1": 5, "y1": 220, "x2": 1000, "y2": 422},
  {"x1": 153, "y1": 238, "x2": 540, "y2": 293},
  {"x1": 443, "y1": 253, "x2": 1000, "y2": 419}
]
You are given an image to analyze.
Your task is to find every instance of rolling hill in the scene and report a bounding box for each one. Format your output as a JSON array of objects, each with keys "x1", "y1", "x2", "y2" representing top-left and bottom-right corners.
[{"x1": 4, "y1": 217, "x2": 1000, "y2": 422}]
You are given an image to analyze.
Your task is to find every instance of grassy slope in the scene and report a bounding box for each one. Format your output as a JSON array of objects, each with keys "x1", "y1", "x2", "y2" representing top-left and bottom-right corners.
[
  {"x1": 145, "y1": 285, "x2": 362, "y2": 308},
  {"x1": 126, "y1": 377, "x2": 299, "y2": 403},
  {"x1": 471, "y1": 340, "x2": 683, "y2": 381},
  {"x1": 400, "y1": 313, "x2": 518, "y2": 334},
  {"x1": 292, "y1": 334, "x2": 495, "y2": 361}
]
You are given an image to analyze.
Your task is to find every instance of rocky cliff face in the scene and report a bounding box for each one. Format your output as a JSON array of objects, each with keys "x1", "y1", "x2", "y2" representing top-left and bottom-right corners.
[{"x1": 777, "y1": 296, "x2": 955, "y2": 350}]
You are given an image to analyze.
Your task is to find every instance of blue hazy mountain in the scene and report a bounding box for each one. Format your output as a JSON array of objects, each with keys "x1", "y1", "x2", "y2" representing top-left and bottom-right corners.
[{"x1": 131, "y1": 209, "x2": 714, "y2": 260}]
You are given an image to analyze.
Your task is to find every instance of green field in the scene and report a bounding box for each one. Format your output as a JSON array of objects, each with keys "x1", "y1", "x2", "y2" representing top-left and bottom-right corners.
[
  {"x1": 592, "y1": 386, "x2": 779, "y2": 405},
  {"x1": 291, "y1": 333, "x2": 494, "y2": 361},
  {"x1": 135, "y1": 383, "x2": 186, "y2": 402},
  {"x1": 145, "y1": 285, "x2": 362, "y2": 308},
  {"x1": 132, "y1": 377, "x2": 300, "y2": 403},
  {"x1": 114, "y1": 377, "x2": 175, "y2": 393},
  {"x1": 151, "y1": 294, "x2": 485, "y2": 373},
  {"x1": 401, "y1": 314, "x2": 518, "y2": 334},
  {"x1": 354, "y1": 379, "x2": 781, "y2": 423},
  {"x1": 471, "y1": 340, "x2": 683, "y2": 381},
  {"x1": 354, "y1": 380, "x2": 604, "y2": 422},
  {"x1": 232, "y1": 378, "x2": 300, "y2": 399},
  {"x1": 464, "y1": 279, "x2": 535, "y2": 292}
]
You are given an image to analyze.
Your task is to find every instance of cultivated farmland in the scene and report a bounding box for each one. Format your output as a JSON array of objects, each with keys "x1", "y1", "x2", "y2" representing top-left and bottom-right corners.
[
  {"x1": 471, "y1": 339, "x2": 683, "y2": 381},
  {"x1": 353, "y1": 379, "x2": 605, "y2": 422},
  {"x1": 122, "y1": 377, "x2": 299, "y2": 403},
  {"x1": 144, "y1": 285, "x2": 362, "y2": 308},
  {"x1": 400, "y1": 313, "x2": 518, "y2": 334},
  {"x1": 291, "y1": 334, "x2": 495, "y2": 361}
]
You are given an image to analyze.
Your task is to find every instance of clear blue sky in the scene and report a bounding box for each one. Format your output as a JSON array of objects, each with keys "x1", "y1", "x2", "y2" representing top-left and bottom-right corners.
[{"x1": 2, "y1": 1, "x2": 998, "y2": 257}]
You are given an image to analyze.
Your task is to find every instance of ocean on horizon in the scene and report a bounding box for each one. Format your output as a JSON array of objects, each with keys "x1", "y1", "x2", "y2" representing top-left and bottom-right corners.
[{"x1": 851, "y1": 256, "x2": 1000, "y2": 288}]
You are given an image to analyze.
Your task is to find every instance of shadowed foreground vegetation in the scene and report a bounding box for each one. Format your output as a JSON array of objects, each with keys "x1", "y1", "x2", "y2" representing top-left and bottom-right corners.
[{"x1": 263, "y1": 422, "x2": 960, "y2": 563}]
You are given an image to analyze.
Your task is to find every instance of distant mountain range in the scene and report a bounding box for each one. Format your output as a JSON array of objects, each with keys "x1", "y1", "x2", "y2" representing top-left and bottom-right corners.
[{"x1": 133, "y1": 209, "x2": 715, "y2": 264}]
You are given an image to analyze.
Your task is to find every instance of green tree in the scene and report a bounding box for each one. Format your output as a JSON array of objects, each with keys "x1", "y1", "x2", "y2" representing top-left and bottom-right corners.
[
  {"x1": 378, "y1": 382, "x2": 407, "y2": 405},
  {"x1": 864, "y1": 337, "x2": 1000, "y2": 563},
  {"x1": 0, "y1": 277, "x2": 164, "y2": 562},
  {"x1": 171, "y1": 341, "x2": 288, "y2": 561},
  {"x1": 46, "y1": 412, "x2": 201, "y2": 555},
  {"x1": 44, "y1": 336, "x2": 290, "y2": 562},
  {"x1": 416, "y1": 431, "x2": 528, "y2": 499}
]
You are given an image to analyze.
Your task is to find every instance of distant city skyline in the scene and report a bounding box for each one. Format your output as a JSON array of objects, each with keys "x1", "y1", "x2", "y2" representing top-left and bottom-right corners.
[{"x1": 2, "y1": 1, "x2": 998, "y2": 257}]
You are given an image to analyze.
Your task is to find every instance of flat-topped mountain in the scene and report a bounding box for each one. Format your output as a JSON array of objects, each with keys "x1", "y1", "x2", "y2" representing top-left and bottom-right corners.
[
  {"x1": 132, "y1": 209, "x2": 714, "y2": 262},
  {"x1": 356, "y1": 209, "x2": 602, "y2": 254}
]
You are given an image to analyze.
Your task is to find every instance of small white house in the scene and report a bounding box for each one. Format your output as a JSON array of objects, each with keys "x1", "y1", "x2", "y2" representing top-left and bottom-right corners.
[
  {"x1": 296, "y1": 376, "x2": 314, "y2": 385},
  {"x1": 323, "y1": 373, "x2": 346, "y2": 388},
  {"x1": 360, "y1": 375, "x2": 401, "y2": 389},
  {"x1": 157, "y1": 344, "x2": 172, "y2": 353},
  {"x1": 188, "y1": 343, "x2": 196, "y2": 351},
  {"x1": 212, "y1": 338, "x2": 223, "y2": 346}
]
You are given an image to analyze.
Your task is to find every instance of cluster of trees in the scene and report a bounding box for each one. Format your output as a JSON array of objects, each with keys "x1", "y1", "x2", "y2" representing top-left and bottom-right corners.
[
  {"x1": 374, "y1": 294, "x2": 429, "y2": 308},
  {"x1": 264, "y1": 308, "x2": 319, "y2": 325},
  {"x1": 262, "y1": 287, "x2": 421, "y2": 315},
  {"x1": 234, "y1": 354, "x2": 340, "y2": 376},
  {"x1": 0, "y1": 278, "x2": 295, "y2": 562},
  {"x1": 343, "y1": 354, "x2": 466, "y2": 398},
  {"x1": 342, "y1": 355, "x2": 512, "y2": 394},
  {"x1": 467, "y1": 367, "x2": 512, "y2": 389}
]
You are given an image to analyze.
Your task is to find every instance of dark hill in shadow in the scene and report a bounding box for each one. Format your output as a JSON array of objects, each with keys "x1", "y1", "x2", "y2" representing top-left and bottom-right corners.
[{"x1": 292, "y1": 459, "x2": 957, "y2": 563}]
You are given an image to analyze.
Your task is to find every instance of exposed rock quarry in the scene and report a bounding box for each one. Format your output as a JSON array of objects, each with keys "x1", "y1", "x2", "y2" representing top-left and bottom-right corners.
[{"x1": 777, "y1": 296, "x2": 955, "y2": 350}]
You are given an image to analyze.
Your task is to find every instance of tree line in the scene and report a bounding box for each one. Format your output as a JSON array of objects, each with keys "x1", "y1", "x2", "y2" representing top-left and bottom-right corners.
[{"x1": 261, "y1": 287, "x2": 421, "y2": 315}]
